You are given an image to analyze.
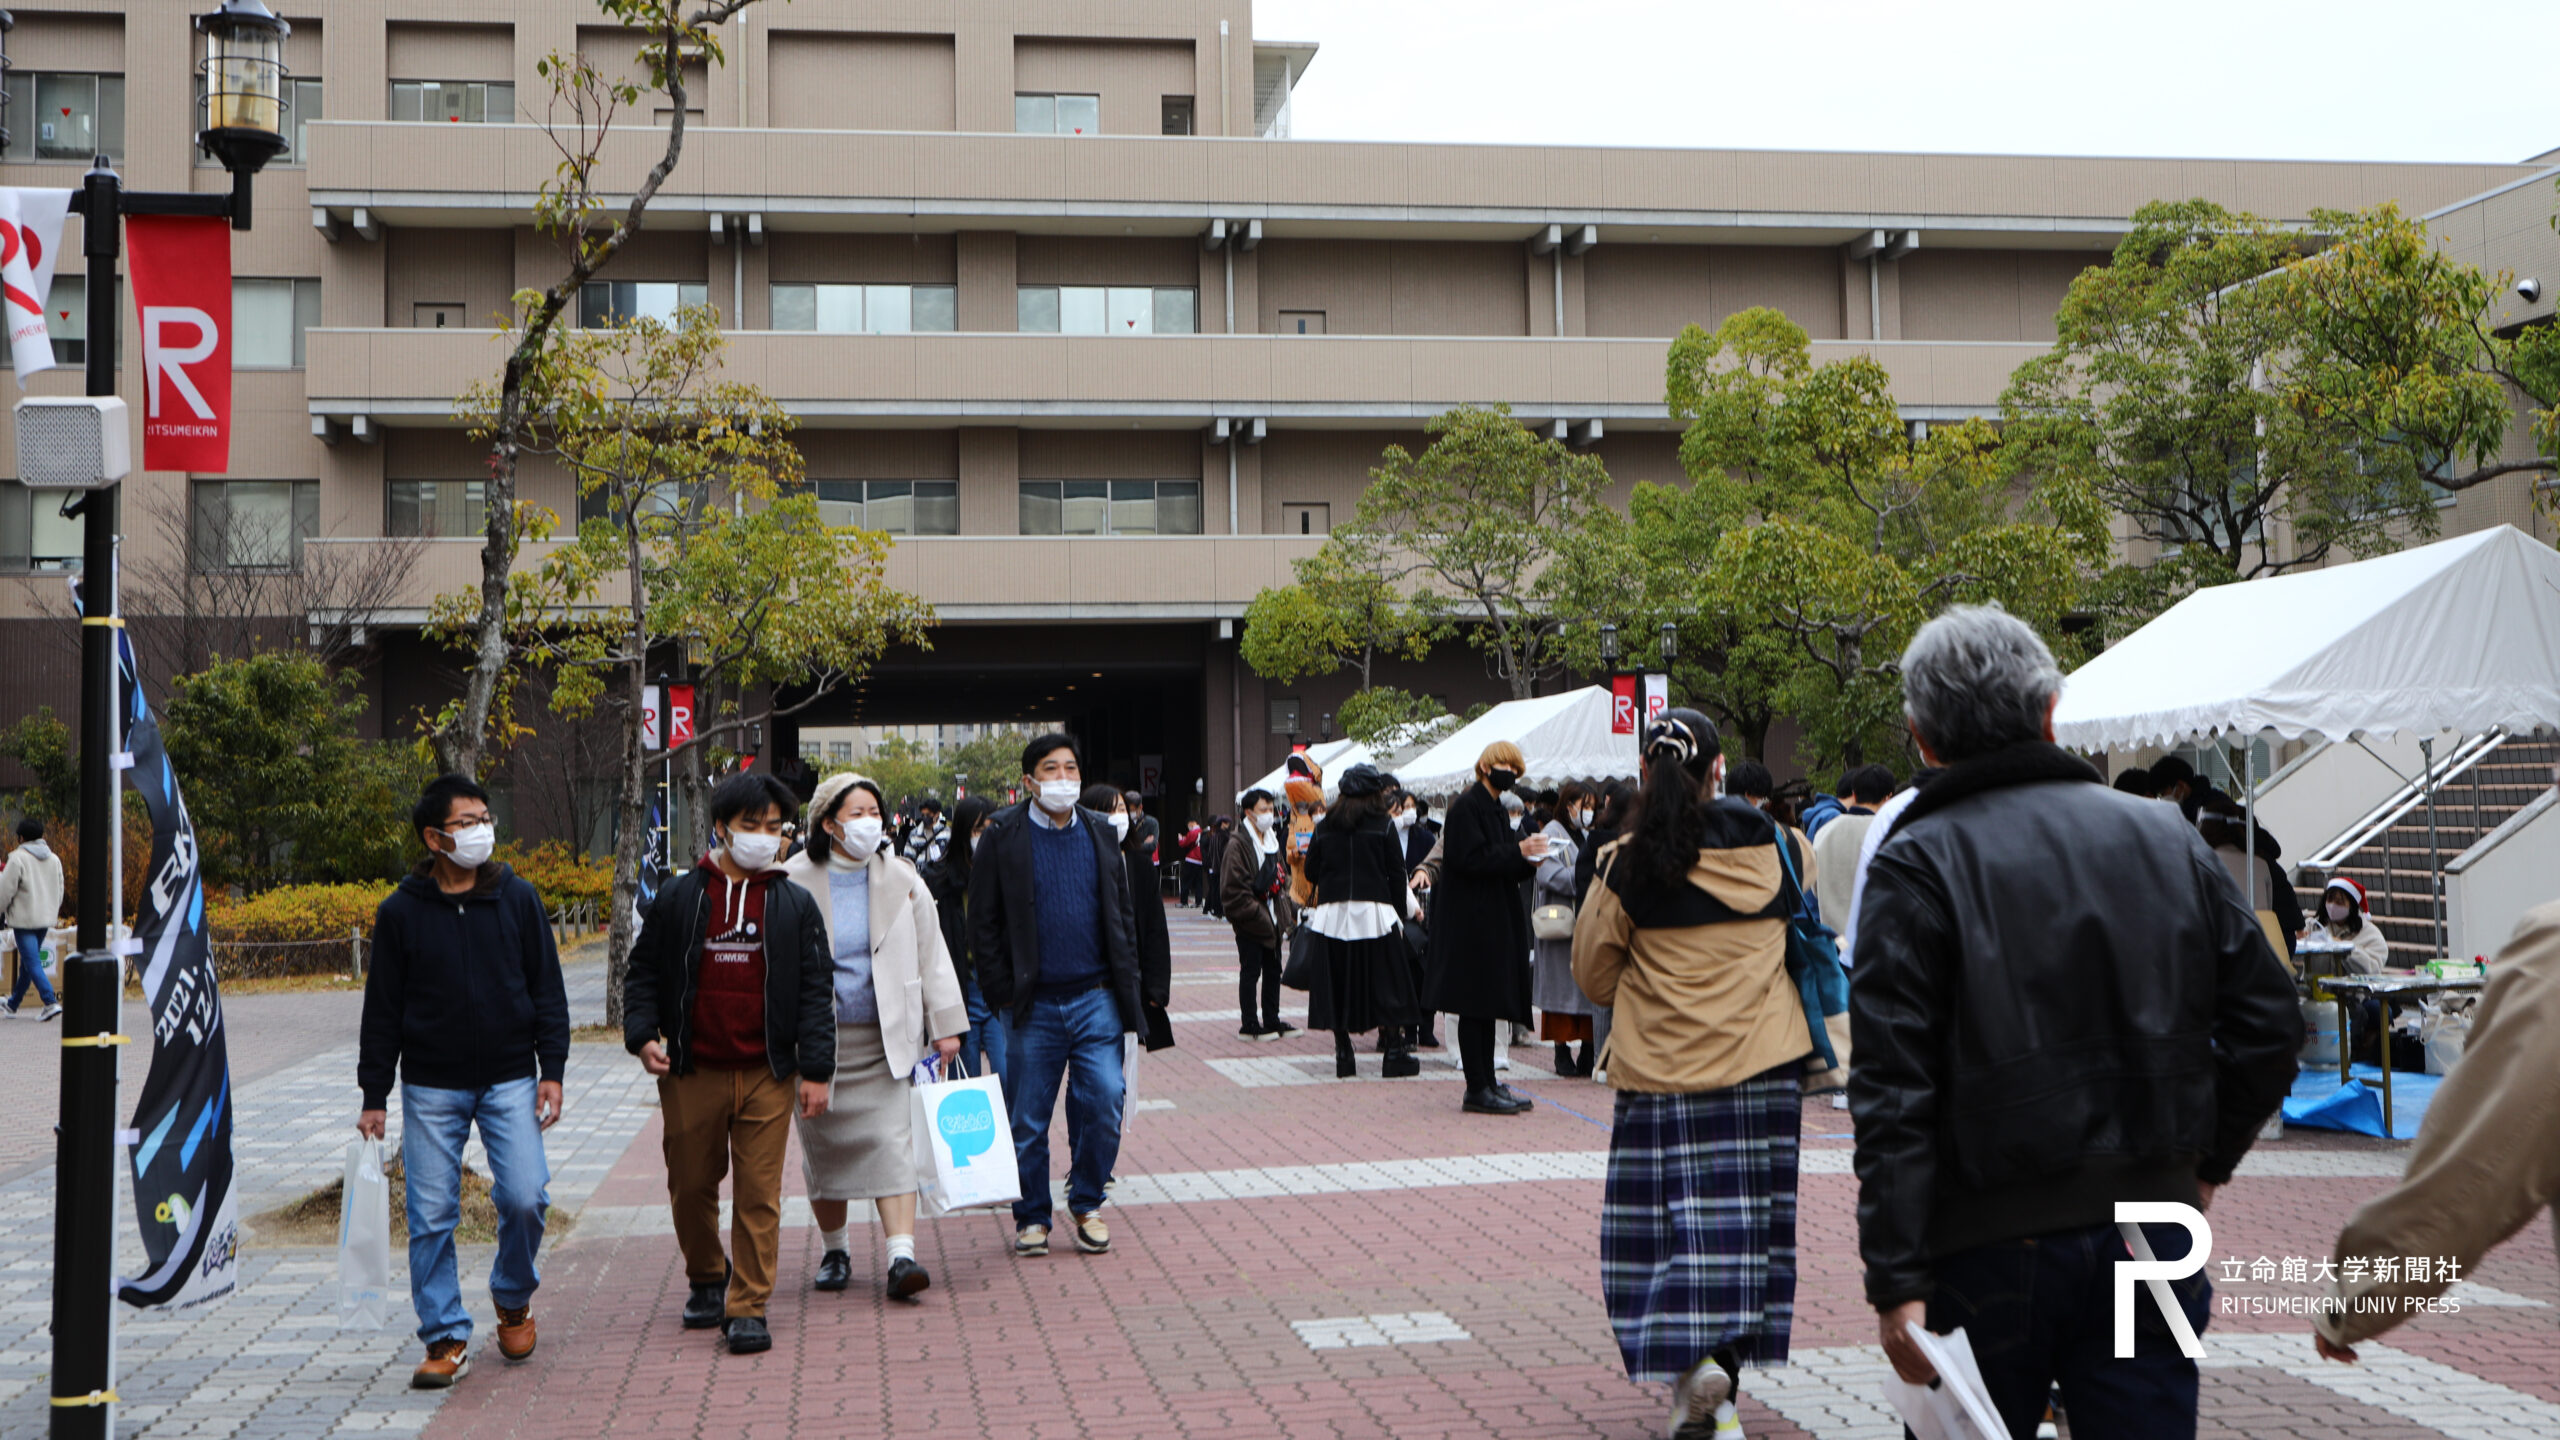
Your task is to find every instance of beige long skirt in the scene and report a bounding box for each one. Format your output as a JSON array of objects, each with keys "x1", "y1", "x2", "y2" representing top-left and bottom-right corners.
[{"x1": 796, "y1": 1022, "x2": 917, "y2": 1202}]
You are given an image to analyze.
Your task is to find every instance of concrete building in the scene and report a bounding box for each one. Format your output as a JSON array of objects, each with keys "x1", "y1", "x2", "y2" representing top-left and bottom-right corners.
[{"x1": 1, "y1": 0, "x2": 2554, "y2": 833}]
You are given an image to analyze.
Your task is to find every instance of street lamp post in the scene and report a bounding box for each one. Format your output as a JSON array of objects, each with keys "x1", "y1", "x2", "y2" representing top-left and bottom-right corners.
[
  {"x1": 53, "y1": 6, "x2": 288, "y2": 1435},
  {"x1": 1659, "y1": 622, "x2": 1678, "y2": 671}
]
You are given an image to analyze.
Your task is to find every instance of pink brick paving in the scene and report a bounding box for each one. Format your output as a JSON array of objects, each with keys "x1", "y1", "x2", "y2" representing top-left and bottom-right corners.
[{"x1": 412, "y1": 906, "x2": 2560, "y2": 1440}]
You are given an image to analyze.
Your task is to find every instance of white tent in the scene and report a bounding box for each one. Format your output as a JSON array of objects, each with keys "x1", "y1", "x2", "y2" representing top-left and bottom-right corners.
[
  {"x1": 2052, "y1": 525, "x2": 2560, "y2": 751},
  {"x1": 1393, "y1": 685, "x2": 1639, "y2": 795},
  {"x1": 1237, "y1": 738, "x2": 1374, "y2": 807}
]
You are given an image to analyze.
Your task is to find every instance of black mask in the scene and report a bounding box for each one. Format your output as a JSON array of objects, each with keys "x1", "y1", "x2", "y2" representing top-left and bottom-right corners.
[{"x1": 1486, "y1": 768, "x2": 1518, "y2": 793}]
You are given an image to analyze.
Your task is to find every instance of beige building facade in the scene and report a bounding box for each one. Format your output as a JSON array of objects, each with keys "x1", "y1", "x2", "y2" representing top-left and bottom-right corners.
[{"x1": 0, "y1": 0, "x2": 2553, "y2": 827}]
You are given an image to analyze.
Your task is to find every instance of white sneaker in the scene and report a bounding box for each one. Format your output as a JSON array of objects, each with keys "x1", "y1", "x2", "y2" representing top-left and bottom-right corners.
[
  {"x1": 38, "y1": 1004, "x2": 61, "y2": 1023},
  {"x1": 1831, "y1": 1093, "x2": 1849, "y2": 1111},
  {"x1": 1667, "y1": 1359, "x2": 1734, "y2": 1439}
]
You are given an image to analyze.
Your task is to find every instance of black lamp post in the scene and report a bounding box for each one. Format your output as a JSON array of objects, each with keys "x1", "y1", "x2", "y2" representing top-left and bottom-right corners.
[
  {"x1": 1659, "y1": 622, "x2": 1678, "y2": 669},
  {"x1": 53, "y1": 7, "x2": 287, "y2": 1435},
  {"x1": 1318, "y1": 711, "x2": 1332, "y2": 744},
  {"x1": 1599, "y1": 622, "x2": 1619, "y2": 671}
]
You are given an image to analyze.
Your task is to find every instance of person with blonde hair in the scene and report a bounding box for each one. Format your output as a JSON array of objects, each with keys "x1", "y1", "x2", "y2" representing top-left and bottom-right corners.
[
  {"x1": 1421, "y1": 739, "x2": 1549, "y2": 1115},
  {"x1": 779, "y1": 772, "x2": 967, "y2": 1302}
]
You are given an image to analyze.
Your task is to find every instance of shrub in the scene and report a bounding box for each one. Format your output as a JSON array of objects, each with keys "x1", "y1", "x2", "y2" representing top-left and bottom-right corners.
[
  {"x1": 207, "y1": 882, "x2": 393, "y2": 978},
  {"x1": 496, "y1": 839, "x2": 612, "y2": 909}
]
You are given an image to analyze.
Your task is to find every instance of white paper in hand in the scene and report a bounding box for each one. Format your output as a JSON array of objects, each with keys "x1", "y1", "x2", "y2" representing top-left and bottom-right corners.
[{"x1": 1879, "y1": 1323, "x2": 2007, "y2": 1440}]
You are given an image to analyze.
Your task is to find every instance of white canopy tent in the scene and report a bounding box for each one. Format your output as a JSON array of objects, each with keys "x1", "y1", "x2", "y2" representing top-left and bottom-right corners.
[
  {"x1": 2050, "y1": 525, "x2": 2560, "y2": 958},
  {"x1": 2052, "y1": 525, "x2": 2560, "y2": 750},
  {"x1": 1393, "y1": 686, "x2": 1640, "y2": 795},
  {"x1": 1236, "y1": 738, "x2": 1374, "y2": 807}
]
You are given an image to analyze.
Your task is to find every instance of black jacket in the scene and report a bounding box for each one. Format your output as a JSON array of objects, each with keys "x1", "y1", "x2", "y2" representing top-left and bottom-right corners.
[
  {"x1": 359, "y1": 864, "x2": 569, "y2": 1110},
  {"x1": 966, "y1": 802, "x2": 1143, "y2": 1032},
  {"x1": 622, "y1": 863, "x2": 837, "y2": 1083},
  {"x1": 1848, "y1": 743, "x2": 2302, "y2": 1309},
  {"x1": 1306, "y1": 811, "x2": 1410, "y2": 910},
  {"x1": 1398, "y1": 822, "x2": 1435, "y2": 876},
  {"x1": 923, "y1": 851, "x2": 975, "y2": 991},
  {"x1": 1422, "y1": 784, "x2": 1538, "y2": 1021}
]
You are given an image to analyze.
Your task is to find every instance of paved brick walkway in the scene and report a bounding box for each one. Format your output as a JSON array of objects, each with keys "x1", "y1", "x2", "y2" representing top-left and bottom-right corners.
[{"x1": 2, "y1": 909, "x2": 2555, "y2": 1438}]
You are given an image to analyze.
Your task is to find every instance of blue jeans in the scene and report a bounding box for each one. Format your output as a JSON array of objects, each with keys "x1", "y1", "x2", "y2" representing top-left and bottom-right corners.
[
  {"x1": 1920, "y1": 1220, "x2": 2212, "y2": 1440},
  {"x1": 961, "y1": 974, "x2": 1010, "y2": 1082},
  {"x1": 401, "y1": 1078, "x2": 551, "y2": 1345},
  {"x1": 1004, "y1": 988, "x2": 1124, "y2": 1228},
  {"x1": 9, "y1": 929, "x2": 54, "y2": 1009}
]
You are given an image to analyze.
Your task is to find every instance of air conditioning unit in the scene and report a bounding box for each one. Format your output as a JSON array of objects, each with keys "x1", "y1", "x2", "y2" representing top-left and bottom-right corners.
[{"x1": 15, "y1": 396, "x2": 130, "y2": 490}]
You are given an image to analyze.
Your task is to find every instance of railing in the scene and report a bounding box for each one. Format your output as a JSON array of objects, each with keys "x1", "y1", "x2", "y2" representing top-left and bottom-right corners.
[
  {"x1": 549, "y1": 898, "x2": 603, "y2": 948},
  {"x1": 2302, "y1": 729, "x2": 2509, "y2": 873}
]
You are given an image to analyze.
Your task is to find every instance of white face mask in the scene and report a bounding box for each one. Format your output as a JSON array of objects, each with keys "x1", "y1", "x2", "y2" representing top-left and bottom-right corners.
[
  {"x1": 1252, "y1": 811, "x2": 1274, "y2": 835},
  {"x1": 1109, "y1": 813, "x2": 1130, "y2": 840},
  {"x1": 725, "y1": 829, "x2": 783, "y2": 872},
  {"x1": 1036, "y1": 779, "x2": 1080, "y2": 815},
  {"x1": 842, "y1": 816, "x2": 884, "y2": 856},
  {"x1": 1392, "y1": 809, "x2": 1414, "y2": 831},
  {"x1": 1576, "y1": 808, "x2": 1594, "y2": 828},
  {"x1": 438, "y1": 822, "x2": 495, "y2": 869},
  {"x1": 2325, "y1": 901, "x2": 2351, "y2": 924}
]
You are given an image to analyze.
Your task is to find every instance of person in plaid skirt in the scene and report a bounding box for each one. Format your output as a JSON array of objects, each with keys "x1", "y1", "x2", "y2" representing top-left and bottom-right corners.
[{"x1": 1573, "y1": 708, "x2": 1816, "y2": 1440}]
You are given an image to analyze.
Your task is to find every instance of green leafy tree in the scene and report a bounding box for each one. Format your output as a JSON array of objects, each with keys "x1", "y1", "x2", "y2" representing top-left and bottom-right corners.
[
  {"x1": 160, "y1": 654, "x2": 428, "y2": 893},
  {"x1": 0, "y1": 707, "x2": 81, "y2": 826},
  {"x1": 938, "y1": 728, "x2": 1039, "y2": 803},
  {"x1": 1351, "y1": 405, "x2": 1609, "y2": 700},
  {"x1": 1240, "y1": 529, "x2": 1435, "y2": 689},
  {"x1": 1642, "y1": 309, "x2": 2103, "y2": 769},
  {"x1": 1334, "y1": 687, "x2": 1452, "y2": 749},
  {"x1": 444, "y1": 310, "x2": 934, "y2": 1022},
  {"x1": 858, "y1": 735, "x2": 945, "y2": 810}
]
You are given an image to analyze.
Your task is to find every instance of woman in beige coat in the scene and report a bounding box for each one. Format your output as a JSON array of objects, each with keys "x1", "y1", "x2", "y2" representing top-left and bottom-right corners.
[{"x1": 781, "y1": 773, "x2": 969, "y2": 1302}]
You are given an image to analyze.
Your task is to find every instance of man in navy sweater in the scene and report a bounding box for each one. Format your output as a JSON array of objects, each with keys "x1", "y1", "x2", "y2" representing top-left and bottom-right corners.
[
  {"x1": 357, "y1": 774, "x2": 569, "y2": 1391},
  {"x1": 969, "y1": 733, "x2": 1142, "y2": 1259}
]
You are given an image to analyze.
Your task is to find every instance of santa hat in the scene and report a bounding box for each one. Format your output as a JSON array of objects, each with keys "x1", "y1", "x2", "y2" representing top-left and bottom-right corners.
[{"x1": 2322, "y1": 876, "x2": 2368, "y2": 910}]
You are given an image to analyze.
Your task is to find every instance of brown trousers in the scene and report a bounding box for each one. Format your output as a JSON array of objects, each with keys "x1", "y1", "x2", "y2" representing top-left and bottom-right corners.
[{"x1": 659, "y1": 1066, "x2": 793, "y2": 1319}]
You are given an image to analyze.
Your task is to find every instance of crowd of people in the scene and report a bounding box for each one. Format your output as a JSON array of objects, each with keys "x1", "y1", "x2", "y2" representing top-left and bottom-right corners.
[{"x1": 343, "y1": 606, "x2": 2560, "y2": 1440}]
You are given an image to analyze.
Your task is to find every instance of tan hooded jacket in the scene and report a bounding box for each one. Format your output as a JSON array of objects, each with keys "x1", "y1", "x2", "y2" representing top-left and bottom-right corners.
[{"x1": 1570, "y1": 822, "x2": 1812, "y2": 1095}]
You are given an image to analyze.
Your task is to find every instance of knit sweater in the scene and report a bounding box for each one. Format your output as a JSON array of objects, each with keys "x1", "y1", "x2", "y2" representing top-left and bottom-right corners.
[{"x1": 1029, "y1": 816, "x2": 1105, "y2": 995}]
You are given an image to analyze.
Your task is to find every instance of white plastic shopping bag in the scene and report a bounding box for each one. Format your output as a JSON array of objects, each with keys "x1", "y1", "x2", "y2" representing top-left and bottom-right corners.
[
  {"x1": 336, "y1": 1138, "x2": 393, "y2": 1331},
  {"x1": 911, "y1": 1066, "x2": 1020, "y2": 1217},
  {"x1": 1879, "y1": 1323, "x2": 2006, "y2": 1440},
  {"x1": 1119, "y1": 1035, "x2": 1142, "y2": 1140}
]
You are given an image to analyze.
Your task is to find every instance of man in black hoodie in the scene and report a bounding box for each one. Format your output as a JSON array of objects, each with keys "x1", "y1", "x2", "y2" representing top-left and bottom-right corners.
[{"x1": 358, "y1": 773, "x2": 570, "y2": 1391}]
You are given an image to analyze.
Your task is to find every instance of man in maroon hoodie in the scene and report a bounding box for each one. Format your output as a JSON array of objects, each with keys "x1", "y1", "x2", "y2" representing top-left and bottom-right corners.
[{"x1": 624, "y1": 772, "x2": 836, "y2": 1355}]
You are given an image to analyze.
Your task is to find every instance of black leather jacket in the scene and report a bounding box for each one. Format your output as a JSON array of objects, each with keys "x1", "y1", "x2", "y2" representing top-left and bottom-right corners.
[{"x1": 1848, "y1": 744, "x2": 2301, "y2": 1309}]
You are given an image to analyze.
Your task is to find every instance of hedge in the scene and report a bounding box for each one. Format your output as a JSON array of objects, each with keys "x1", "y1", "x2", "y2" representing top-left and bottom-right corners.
[
  {"x1": 497, "y1": 840, "x2": 613, "y2": 908},
  {"x1": 207, "y1": 882, "x2": 392, "y2": 979}
]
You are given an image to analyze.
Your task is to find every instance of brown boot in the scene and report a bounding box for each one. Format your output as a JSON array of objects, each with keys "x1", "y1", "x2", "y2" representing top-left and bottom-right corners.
[
  {"x1": 495, "y1": 1303, "x2": 537, "y2": 1361},
  {"x1": 411, "y1": 1339, "x2": 471, "y2": 1389}
]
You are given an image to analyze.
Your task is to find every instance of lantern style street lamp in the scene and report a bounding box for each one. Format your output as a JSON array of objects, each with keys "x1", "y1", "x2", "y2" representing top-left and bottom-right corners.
[
  {"x1": 1599, "y1": 622, "x2": 1619, "y2": 669},
  {"x1": 49, "y1": 10, "x2": 287, "y2": 1436},
  {"x1": 1660, "y1": 622, "x2": 1678, "y2": 668}
]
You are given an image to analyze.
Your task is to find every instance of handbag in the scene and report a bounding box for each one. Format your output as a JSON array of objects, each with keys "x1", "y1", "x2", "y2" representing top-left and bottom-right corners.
[
  {"x1": 1531, "y1": 903, "x2": 1576, "y2": 941},
  {"x1": 1772, "y1": 831, "x2": 1850, "y2": 1072},
  {"x1": 910, "y1": 1064, "x2": 1021, "y2": 1218},
  {"x1": 1279, "y1": 924, "x2": 1321, "y2": 990}
]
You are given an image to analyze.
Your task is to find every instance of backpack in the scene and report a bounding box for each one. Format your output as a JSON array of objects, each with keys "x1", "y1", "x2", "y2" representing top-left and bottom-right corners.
[{"x1": 1772, "y1": 830, "x2": 1850, "y2": 1071}]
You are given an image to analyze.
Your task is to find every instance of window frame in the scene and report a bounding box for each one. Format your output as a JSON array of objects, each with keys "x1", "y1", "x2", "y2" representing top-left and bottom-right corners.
[
  {"x1": 3, "y1": 71, "x2": 125, "y2": 163},
  {"x1": 578, "y1": 281, "x2": 711, "y2": 329},
  {"x1": 387, "y1": 79, "x2": 516, "y2": 125},
  {"x1": 0, "y1": 481, "x2": 86, "y2": 572},
  {"x1": 1015, "y1": 286, "x2": 1200, "y2": 336},
  {"x1": 190, "y1": 479, "x2": 319, "y2": 574},
  {"x1": 384, "y1": 479, "x2": 487, "y2": 539},
  {"x1": 810, "y1": 479, "x2": 959, "y2": 536},
  {"x1": 232, "y1": 278, "x2": 322, "y2": 370},
  {"x1": 768, "y1": 283, "x2": 958, "y2": 334},
  {"x1": 1013, "y1": 92, "x2": 1099, "y2": 135}
]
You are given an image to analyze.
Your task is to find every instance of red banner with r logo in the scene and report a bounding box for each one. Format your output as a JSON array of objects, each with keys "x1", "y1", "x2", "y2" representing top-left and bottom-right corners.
[{"x1": 125, "y1": 215, "x2": 231, "y2": 473}]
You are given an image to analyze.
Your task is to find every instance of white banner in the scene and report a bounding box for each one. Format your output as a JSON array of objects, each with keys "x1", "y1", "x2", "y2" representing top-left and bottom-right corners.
[{"x1": 0, "y1": 188, "x2": 72, "y2": 382}]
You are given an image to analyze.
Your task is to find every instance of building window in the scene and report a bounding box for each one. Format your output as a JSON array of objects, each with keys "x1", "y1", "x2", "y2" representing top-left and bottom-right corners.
[
  {"x1": 579, "y1": 281, "x2": 709, "y2": 328},
  {"x1": 2, "y1": 73, "x2": 124, "y2": 162},
  {"x1": 191, "y1": 480, "x2": 317, "y2": 573},
  {"x1": 234, "y1": 279, "x2": 321, "y2": 369},
  {"x1": 0, "y1": 482, "x2": 85, "y2": 572},
  {"x1": 769, "y1": 284, "x2": 957, "y2": 334},
  {"x1": 385, "y1": 480, "x2": 485, "y2": 539},
  {"x1": 811, "y1": 480, "x2": 959, "y2": 536},
  {"x1": 281, "y1": 78, "x2": 323, "y2": 163},
  {"x1": 3, "y1": 275, "x2": 96, "y2": 368},
  {"x1": 1161, "y1": 96, "x2": 1194, "y2": 136},
  {"x1": 827, "y1": 741, "x2": 853, "y2": 764},
  {"x1": 1014, "y1": 93, "x2": 1099, "y2": 135},
  {"x1": 1017, "y1": 480, "x2": 1201, "y2": 536},
  {"x1": 389, "y1": 80, "x2": 515, "y2": 124},
  {"x1": 1017, "y1": 287, "x2": 1198, "y2": 336}
]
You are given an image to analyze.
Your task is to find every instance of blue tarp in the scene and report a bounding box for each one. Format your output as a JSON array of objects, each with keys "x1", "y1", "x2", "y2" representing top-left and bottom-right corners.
[{"x1": 2281, "y1": 1063, "x2": 2441, "y2": 1140}]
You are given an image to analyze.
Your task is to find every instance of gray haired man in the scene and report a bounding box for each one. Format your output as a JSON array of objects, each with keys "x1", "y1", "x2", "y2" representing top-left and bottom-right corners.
[{"x1": 1848, "y1": 605, "x2": 2300, "y2": 1439}]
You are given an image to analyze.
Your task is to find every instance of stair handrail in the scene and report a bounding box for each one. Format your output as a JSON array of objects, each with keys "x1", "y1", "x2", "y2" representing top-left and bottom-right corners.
[{"x1": 2300, "y1": 727, "x2": 2509, "y2": 875}]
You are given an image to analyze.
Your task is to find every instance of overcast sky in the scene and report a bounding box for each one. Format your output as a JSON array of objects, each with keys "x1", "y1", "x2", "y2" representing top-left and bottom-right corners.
[{"x1": 1252, "y1": 0, "x2": 2555, "y2": 166}]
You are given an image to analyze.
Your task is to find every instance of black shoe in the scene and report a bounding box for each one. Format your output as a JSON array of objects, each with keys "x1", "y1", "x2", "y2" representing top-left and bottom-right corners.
[
  {"x1": 682, "y1": 1265, "x2": 730, "y2": 1329},
  {"x1": 1335, "y1": 1032, "x2": 1358, "y2": 1079},
  {"x1": 812, "y1": 1250, "x2": 852, "y2": 1292},
  {"x1": 1237, "y1": 1025, "x2": 1270, "y2": 1040},
  {"x1": 1268, "y1": 1021, "x2": 1298, "y2": 1040},
  {"x1": 1494, "y1": 1083, "x2": 1536, "y2": 1112},
  {"x1": 1463, "y1": 1086, "x2": 1528, "y2": 1115},
  {"x1": 722, "y1": 1316, "x2": 772, "y2": 1354},
  {"x1": 1381, "y1": 1048, "x2": 1421, "y2": 1079},
  {"x1": 886, "y1": 1256, "x2": 931, "y2": 1301},
  {"x1": 1554, "y1": 1042, "x2": 1577, "y2": 1074},
  {"x1": 1416, "y1": 1030, "x2": 1443, "y2": 1050}
]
